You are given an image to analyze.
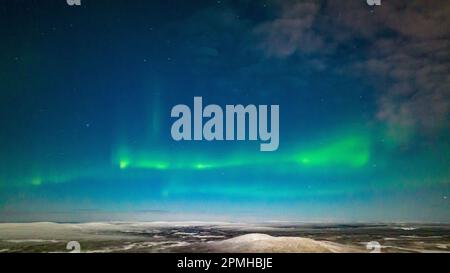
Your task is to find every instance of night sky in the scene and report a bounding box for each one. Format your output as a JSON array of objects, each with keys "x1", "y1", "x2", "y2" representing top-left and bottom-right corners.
[{"x1": 0, "y1": 0, "x2": 449, "y2": 222}]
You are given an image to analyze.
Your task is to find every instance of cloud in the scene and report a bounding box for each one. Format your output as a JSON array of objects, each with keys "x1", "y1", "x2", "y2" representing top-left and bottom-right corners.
[
  {"x1": 254, "y1": 2, "x2": 324, "y2": 57},
  {"x1": 254, "y1": 0, "x2": 450, "y2": 143}
]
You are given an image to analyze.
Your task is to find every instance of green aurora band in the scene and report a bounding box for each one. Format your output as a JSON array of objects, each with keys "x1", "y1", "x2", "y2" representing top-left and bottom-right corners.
[{"x1": 115, "y1": 134, "x2": 371, "y2": 172}]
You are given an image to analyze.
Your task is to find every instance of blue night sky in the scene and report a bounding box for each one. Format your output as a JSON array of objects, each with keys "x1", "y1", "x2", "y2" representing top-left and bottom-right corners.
[{"x1": 0, "y1": 0, "x2": 449, "y2": 222}]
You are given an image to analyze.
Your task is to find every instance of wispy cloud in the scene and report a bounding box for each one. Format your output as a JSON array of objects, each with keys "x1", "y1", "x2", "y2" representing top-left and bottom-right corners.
[{"x1": 254, "y1": 0, "x2": 450, "y2": 143}]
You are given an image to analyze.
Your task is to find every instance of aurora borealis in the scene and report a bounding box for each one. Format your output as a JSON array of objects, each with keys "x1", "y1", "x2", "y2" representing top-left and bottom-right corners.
[{"x1": 0, "y1": 0, "x2": 449, "y2": 222}]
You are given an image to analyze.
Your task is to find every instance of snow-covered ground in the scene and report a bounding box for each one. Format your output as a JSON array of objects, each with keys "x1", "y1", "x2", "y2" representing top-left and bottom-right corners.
[{"x1": 0, "y1": 222, "x2": 448, "y2": 253}]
